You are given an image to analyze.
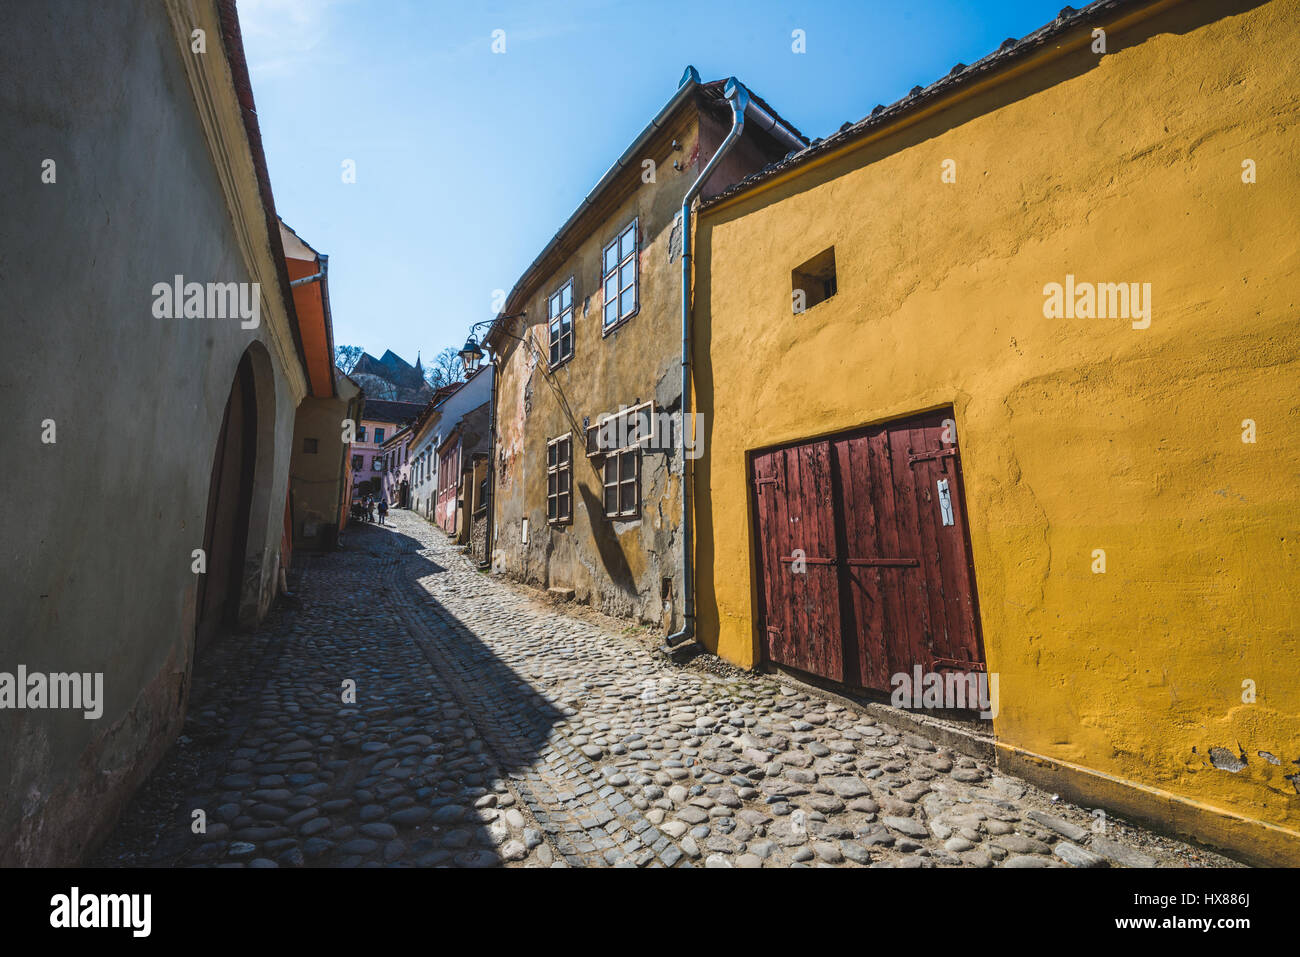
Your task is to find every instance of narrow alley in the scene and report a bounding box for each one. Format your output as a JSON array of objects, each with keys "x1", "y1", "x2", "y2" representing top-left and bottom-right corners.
[{"x1": 94, "y1": 510, "x2": 1235, "y2": 869}]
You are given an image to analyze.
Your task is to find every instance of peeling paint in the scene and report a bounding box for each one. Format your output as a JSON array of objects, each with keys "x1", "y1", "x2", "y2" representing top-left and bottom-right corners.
[
  {"x1": 491, "y1": 97, "x2": 792, "y2": 629},
  {"x1": 1208, "y1": 747, "x2": 1247, "y2": 773}
]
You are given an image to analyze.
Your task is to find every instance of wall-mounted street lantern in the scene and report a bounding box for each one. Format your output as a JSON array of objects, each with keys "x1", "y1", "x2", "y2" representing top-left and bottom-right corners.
[
  {"x1": 458, "y1": 335, "x2": 484, "y2": 376},
  {"x1": 459, "y1": 312, "x2": 530, "y2": 375}
]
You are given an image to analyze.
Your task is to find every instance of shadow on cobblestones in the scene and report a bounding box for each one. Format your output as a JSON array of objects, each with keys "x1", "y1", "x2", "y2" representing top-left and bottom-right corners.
[
  {"x1": 94, "y1": 511, "x2": 1237, "y2": 869},
  {"x1": 93, "y1": 518, "x2": 564, "y2": 868}
]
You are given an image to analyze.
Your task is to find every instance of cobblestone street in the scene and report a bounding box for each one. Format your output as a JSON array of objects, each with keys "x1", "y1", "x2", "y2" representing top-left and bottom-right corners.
[{"x1": 96, "y1": 510, "x2": 1237, "y2": 868}]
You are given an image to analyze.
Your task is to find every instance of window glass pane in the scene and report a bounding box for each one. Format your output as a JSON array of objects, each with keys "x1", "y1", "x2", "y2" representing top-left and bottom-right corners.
[
  {"x1": 620, "y1": 223, "x2": 635, "y2": 260},
  {"x1": 560, "y1": 314, "x2": 571, "y2": 337},
  {"x1": 559, "y1": 470, "x2": 569, "y2": 493},
  {"x1": 619, "y1": 261, "x2": 634, "y2": 291},
  {"x1": 604, "y1": 274, "x2": 617, "y2": 303},
  {"x1": 561, "y1": 283, "x2": 572, "y2": 308},
  {"x1": 550, "y1": 293, "x2": 560, "y2": 318},
  {"x1": 603, "y1": 242, "x2": 617, "y2": 275},
  {"x1": 559, "y1": 492, "x2": 570, "y2": 519},
  {"x1": 604, "y1": 299, "x2": 617, "y2": 327},
  {"x1": 620, "y1": 482, "x2": 636, "y2": 513},
  {"x1": 620, "y1": 288, "x2": 635, "y2": 318},
  {"x1": 548, "y1": 443, "x2": 556, "y2": 467},
  {"x1": 604, "y1": 484, "x2": 617, "y2": 514},
  {"x1": 548, "y1": 496, "x2": 556, "y2": 520}
]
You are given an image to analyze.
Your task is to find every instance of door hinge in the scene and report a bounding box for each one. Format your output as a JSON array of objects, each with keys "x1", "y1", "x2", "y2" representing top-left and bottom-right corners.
[
  {"x1": 932, "y1": 657, "x2": 985, "y2": 673},
  {"x1": 907, "y1": 447, "x2": 956, "y2": 466}
]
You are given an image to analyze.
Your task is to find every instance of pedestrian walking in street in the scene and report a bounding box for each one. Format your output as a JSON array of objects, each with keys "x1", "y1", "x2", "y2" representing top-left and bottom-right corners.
[
  {"x1": 377, "y1": 497, "x2": 388, "y2": 525},
  {"x1": 366, "y1": 496, "x2": 375, "y2": 523}
]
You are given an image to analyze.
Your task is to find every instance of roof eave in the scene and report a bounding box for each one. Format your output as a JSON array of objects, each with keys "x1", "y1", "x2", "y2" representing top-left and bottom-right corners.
[
  {"x1": 215, "y1": 0, "x2": 310, "y2": 385},
  {"x1": 702, "y1": 0, "x2": 1170, "y2": 211},
  {"x1": 485, "y1": 72, "x2": 706, "y2": 352}
]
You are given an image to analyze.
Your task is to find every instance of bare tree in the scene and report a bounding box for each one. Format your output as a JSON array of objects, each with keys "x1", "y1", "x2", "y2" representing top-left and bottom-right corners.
[
  {"x1": 335, "y1": 344, "x2": 364, "y2": 375},
  {"x1": 423, "y1": 347, "x2": 463, "y2": 390}
]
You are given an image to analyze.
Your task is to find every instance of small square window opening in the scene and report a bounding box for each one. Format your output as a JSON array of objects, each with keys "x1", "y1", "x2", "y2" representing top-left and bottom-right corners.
[{"x1": 792, "y1": 246, "x2": 837, "y2": 313}]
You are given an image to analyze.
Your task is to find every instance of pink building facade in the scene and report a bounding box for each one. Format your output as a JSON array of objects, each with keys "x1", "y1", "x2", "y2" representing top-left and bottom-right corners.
[
  {"x1": 350, "y1": 399, "x2": 423, "y2": 503},
  {"x1": 436, "y1": 430, "x2": 462, "y2": 535},
  {"x1": 380, "y1": 425, "x2": 413, "y2": 509}
]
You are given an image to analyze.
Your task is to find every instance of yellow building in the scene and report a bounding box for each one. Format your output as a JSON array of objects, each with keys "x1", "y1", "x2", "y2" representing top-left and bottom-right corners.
[{"x1": 692, "y1": 0, "x2": 1299, "y2": 865}]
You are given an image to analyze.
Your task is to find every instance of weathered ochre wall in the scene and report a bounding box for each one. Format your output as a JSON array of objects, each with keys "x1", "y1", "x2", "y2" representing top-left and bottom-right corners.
[
  {"x1": 491, "y1": 85, "x2": 801, "y2": 627},
  {"x1": 492, "y1": 109, "x2": 702, "y2": 626},
  {"x1": 694, "y1": 0, "x2": 1298, "y2": 862},
  {"x1": 289, "y1": 383, "x2": 359, "y2": 550}
]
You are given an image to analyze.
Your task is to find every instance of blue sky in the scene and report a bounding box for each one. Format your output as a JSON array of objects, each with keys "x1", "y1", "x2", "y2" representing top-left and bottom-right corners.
[{"x1": 238, "y1": 0, "x2": 1068, "y2": 366}]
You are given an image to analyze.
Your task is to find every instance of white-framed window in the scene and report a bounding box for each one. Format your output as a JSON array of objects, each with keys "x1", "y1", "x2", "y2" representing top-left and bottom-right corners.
[
  {"x1": 548, "y1": 278, "x2": 574, "y2": 366},
  {"x1": 602, "y1": 218, "x2": 638, "y2": 330},
  {"x1": 602, "y1": 448, "x2": 640, "y2": 519},
  {"x1": 546, "y1": 434, "x2": 573, "y2": 525},
  {"x1": 585, "y1": 400, "x2": 657, "y2": 457}
]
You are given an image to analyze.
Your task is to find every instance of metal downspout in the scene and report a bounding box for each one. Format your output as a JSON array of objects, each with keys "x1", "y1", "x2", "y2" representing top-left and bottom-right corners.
[
  {"x1": 480, "y1": 360, "x2": 497, "y2": 569},
  {"x1": 662, "y1": 78, "x2": 749, "y2": 654}
]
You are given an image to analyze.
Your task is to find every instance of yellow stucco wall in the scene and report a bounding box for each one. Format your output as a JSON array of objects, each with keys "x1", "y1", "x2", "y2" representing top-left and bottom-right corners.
[{"x1": 694, "y1": 0, "x2": 1298, "y2": 862}]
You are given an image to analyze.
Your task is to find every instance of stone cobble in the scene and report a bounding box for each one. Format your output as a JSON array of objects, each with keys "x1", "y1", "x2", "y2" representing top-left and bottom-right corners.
[{"x1": 95, "y1": 509, "x2": 1237, "y2": 868}]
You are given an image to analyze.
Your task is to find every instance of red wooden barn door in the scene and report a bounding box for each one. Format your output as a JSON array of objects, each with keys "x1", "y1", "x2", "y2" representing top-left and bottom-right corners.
[
  {"x1": 834, "y1": 410, "x2": 984, "y2": 692},
  {"x1": 752, "y1": 409, "x2": 984, "y2": 694},
  {"x1": 752, "y1": 440, "x2": 845, "y2": 682}
]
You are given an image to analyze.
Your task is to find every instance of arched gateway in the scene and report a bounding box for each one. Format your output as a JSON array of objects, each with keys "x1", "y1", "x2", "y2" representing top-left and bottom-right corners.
[
  {"x1": 195, "y1": 343, "x2": 278, "y2": 655},
  {"x1": 196, "y1": 351, "x2": 258, "y2": 654}
]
